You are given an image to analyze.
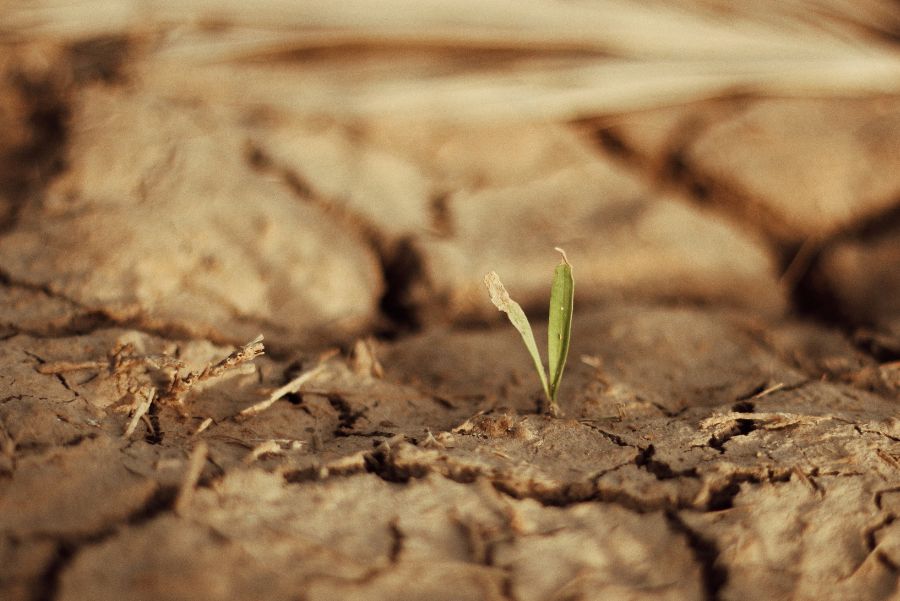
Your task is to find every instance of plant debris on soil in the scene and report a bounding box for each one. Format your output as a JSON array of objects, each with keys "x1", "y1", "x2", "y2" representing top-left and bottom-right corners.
[{"x1": 1, "y1": 2, "x2": 900, "y2": 600}]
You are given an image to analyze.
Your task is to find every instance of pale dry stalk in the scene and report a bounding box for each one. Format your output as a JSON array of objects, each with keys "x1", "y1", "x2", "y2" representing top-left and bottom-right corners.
[{"x1": 165, "y1": 335, "x2": 265, "y2": 405}]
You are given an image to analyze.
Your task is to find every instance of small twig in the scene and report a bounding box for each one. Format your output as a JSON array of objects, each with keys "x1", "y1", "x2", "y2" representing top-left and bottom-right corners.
[
  {"x1": 243, "y1": 440, "x2": 287, "y2": 464},
  {"x1": 791, "y1": 466, "x2": 820, "y2": 494},
  {"x1": 123, "y1": 387, "x2": 156, "y2": 438},
  {"x1": 140, "y1": 413, "x2": 154, "y2": 433},
  {"x1": 751, "y1": 382, "x2": 785, "y2": 399},
  {"x1": 0, "y1": 424, "x2": 15, "y2": 460},
  {"x1": 165, "y1": 335, "x2": 265, "y2": 405},
  {"x1": 875, "y1": 448, "x2": 900, "y2": 470},
  {"x1": 239, "y1": 363, "x2": 328, "y2": 418},
  {"x1": 779, "y1": 235, "x2": 821, "y2": 291},
  {"x1": 193, "y1": 417, "x2": 214, "y2": 436},
  {"x1": 175, "y1": 441, "x2": 208, "y2": 516},
  {"x1": 580, "y1": 355, "x2": 603, "y2": 369},
  {"x1": 37, "y1": 360, "x2": 107, "y2": 374}
]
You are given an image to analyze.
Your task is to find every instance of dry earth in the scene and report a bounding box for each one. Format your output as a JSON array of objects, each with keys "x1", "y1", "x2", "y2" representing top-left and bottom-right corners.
[{"x1": 1, "y1": 2, "x2": 899, "y2": 600}]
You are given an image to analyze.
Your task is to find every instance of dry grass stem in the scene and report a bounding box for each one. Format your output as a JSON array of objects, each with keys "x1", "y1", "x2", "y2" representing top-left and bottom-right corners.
[
  {"x1": 751, "y1": 382, "x2": 786, "y2": 399},
  {"x1": 0, "y1": 425, "x2": 15, "y2": 460},
  {"x1": 193, "y1": 417, "x2": 214, "y2": 436},
  {"x1": 175, "y1": 441, "x2": 208, "y2": 516},
  {"x1": 243, "y1": 439, "x2": 288, "y2": 464},
  {"x1": 239, "y1": 362, "x2": 328, "y2": 418},
  {"x1": 165, "y1": 335, "x2": 265, "y2": 405},
  {"x1": 123, "y1": 387, "x2": 156, "y2": 438},
  {"x1": 37, "y1": 360, "x2": 107, "y2": 374}
]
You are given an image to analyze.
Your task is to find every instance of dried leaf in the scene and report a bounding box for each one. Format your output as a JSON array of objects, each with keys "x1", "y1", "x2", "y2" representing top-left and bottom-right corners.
[{"x1": 484, "y1": 271, "x2": 549, "y2": 400}]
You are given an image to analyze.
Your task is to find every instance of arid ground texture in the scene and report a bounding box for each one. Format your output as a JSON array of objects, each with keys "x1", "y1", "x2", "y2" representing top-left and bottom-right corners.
[{"x1": 1, "y1": 2, "x2": 899, "y2": 600}]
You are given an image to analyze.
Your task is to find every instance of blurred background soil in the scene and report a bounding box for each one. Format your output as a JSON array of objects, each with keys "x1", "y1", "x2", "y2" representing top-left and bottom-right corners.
[{"x1": 0, "y1": 2, "x2": 899, "y2": 600}]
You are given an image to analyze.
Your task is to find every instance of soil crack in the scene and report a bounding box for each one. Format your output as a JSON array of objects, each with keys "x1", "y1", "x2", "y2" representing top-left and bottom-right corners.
[
  {"x1": 244, "y1": 143, "x2": 433, "y2": 334},
  {"x1": 707, "y1": 418, "x2": 757, "y2": 454},
  {"x1": 665, "y1": 511, "x2": 727, "y2": 601},
  {"x1": 635, "y1": 445, "x2": 698, "y2": 480},
  {"x1": 581, "y1": 421, "x2": 699, "y2": 481},
  {"x1": 22, "y1": 349, "x2": 84, "y2": 402},
  {"x1": 574, "y1": 110, "x2": 900, "y2": 338},
  {"x1": 387, "y1": 519, "x2": 404, "y2": 564},
  {"x1": 705, "y1": 469, "x2": 792, "y2": 511},
  {"x1": 325, "y1": 394, "x2": 366, "y2": 436},
  {"x1": 28, "y1": 484, "x2": 177, "y2": 601},
  {"x1": 365, "y1": 440, "x2": 683, "y2": 513}
]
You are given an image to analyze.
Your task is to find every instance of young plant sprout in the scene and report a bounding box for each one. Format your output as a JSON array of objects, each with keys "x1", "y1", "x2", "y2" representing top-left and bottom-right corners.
[{"x1": 484, "y1": 248, "x2": 574, "y2": 417}]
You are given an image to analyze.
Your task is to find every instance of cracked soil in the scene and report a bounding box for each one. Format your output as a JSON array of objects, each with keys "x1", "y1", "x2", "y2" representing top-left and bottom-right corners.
[{"x1": 1, "y1": 2, "x2": 899, "y2": 600}]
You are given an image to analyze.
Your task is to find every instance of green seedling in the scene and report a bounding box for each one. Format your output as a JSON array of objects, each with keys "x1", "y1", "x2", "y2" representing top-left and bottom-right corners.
[{"x1": 484, "y1": 248, "x2": 574, "y2": 417}]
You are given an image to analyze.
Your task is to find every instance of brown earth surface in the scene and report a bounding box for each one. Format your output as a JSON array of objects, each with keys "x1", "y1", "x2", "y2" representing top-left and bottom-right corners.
[{"x1": 1, "y1": 2, "x2": 899, "y2": 600}]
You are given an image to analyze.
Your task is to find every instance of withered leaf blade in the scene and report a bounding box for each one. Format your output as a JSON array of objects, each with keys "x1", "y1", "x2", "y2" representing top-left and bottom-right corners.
[{"x1": 483, "y1": 271, "x2": 550, "y2": 400}]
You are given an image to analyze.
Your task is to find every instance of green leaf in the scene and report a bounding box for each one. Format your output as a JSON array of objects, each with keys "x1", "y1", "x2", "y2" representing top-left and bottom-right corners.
[
  {"x1": 547, "y1": 248, "x2": 574, "y2": 405},
  {"x1": 483, "y1": 271, "x2": 550, "y2": 400}
]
